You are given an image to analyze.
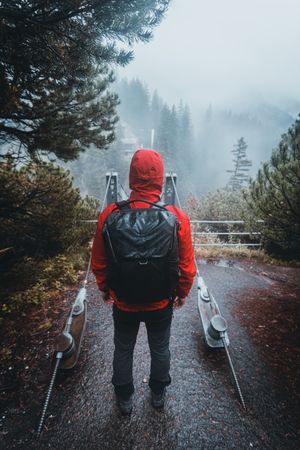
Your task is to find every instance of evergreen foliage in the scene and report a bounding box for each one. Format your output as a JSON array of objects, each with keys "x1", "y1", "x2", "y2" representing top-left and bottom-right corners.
[
  {"x1": 151, "y1": 90, "x2": 164, "y2": 136},
  {"x1": 227, "y1": 137, "x2": 252, "y2": 191},
  {"x1": 157, "y1": 103, "x2": 178, "y2": 161},
  {"x1": 0, "y1": 159, "x2": 96, "y2": 313},
  {"x1": 0, "y1": 160, "x2": 95, "y2": 261},
  {"x1": 116, "y1": 78, "x2": 151, "y2": 145},
  {"x1": 246, "y1": 117, "x2": 300, "y2": 258},
  {"x1": 0, "y1": 0, "x2": 170, "y2": 160},
  {"x1": 1, "y1": 255, "x2": 82, "y2": 314}
]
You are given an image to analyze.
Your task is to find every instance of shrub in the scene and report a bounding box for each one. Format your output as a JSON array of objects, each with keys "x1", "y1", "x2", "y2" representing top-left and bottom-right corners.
[
  {"x1": 0, "y1": 160, "x2": 96, "y2": 261},
  {"x1": 245, "y1": 117, "x2": 300, "y2": 259},
  {"x1": 0, "y1": 160, "x2": 96, "y2": 316}
]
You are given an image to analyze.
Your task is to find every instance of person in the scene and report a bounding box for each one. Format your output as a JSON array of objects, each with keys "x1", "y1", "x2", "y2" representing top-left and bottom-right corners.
[{"x1": 91, "y1": 149, "x2": 196, "y2": 414}]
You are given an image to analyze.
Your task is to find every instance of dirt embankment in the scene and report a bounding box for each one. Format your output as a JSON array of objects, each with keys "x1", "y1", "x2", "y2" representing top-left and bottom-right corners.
[{"x1": 232, "y1": 259, "x2": 300, "y2": 401}]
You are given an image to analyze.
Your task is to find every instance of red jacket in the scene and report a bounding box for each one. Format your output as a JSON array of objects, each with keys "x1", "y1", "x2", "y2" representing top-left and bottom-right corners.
[{"x1": 91, "y1": 149, "x2": 196, "y2": 312}]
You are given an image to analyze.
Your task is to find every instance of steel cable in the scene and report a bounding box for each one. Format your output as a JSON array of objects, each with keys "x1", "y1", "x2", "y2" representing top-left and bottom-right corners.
[
  {"x1": 36, "y1": 173, "x2": 113, "y2": 439},
  {"x1": 83, "y1": 172, "x2": 112, "y2": 286},
  {"x1": 169, "y1": 172, "x2": 200, "y2": 276},
  {"x1": 169, "y1": 173, "x2": 246, "y2": 410},
  {"x1": 36, "y1": 354, "x2": 62, "y2": 439}
]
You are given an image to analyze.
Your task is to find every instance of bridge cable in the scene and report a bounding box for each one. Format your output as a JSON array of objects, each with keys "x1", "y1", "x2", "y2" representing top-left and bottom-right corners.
[
  {"x1": 169, "y1": 172, "x2": 246, "y2": 410},
  {"x1": 83, "y1": 172, "x2": 112, "y2": 286},
  {"x1": 36, "y1": 173, "x2": 113, "y2": 439}
]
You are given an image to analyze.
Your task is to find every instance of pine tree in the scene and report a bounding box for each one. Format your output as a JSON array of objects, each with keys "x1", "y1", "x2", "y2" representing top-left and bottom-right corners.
[
  {"x1": 116, "y1": 78, "x2": 151, "y2": 146},
  {"x1": 227, "y1": 138, "x2": 252, "y2": 191},
  {"x1": 178, "y1": 103, "x2": 193, "y2": 159},
  {"x1": 0, "y1": 0, "x2": 170, "y2": 160},
  {"x1": 156, "y1": 104, "x2": 178, "y2": 165},
  {"x1": 150, "y1": 90, "x2": 163, "y2": 142},
  {"x1": 246, "y1": 117, "x2": 300, "y2": 258},
  {"x1": 0, "y1": 161, "x2": 95, "y2": 259},
  {"x1": 1, "y1": 66, "x2": 119, "y2": 162},
  {"x1": 170, "y1": 105, "x2": 179, "y2": 154}
]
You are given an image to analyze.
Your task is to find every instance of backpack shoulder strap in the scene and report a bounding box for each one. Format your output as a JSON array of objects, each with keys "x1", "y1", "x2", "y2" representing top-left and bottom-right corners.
[
  {"x1": 113, "y1": 199, "x2": 168, "y2": 211},
  {"x1": 115, "y1": 200, "x2": 131, "y2": 210}
]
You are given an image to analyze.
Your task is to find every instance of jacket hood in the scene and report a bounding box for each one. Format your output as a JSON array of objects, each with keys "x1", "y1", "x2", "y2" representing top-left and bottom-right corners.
[{"x1": 129, "y1": 149, "x2": 164, "y2": 199}]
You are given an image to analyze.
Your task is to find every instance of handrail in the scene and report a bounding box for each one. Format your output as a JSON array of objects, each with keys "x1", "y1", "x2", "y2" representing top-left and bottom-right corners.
[
  {"x1": 194, "y1": 243, "x2": 261, "y2": 247},
  {"x1": 191, "y1": 219, "x2": 262, "y2": 248},
  {"x1": 193, "y1": 232, "x2": 260, "y2": 236},
  {"x1": 191, "y1": 220, "x2": 264, "y2": 224}
]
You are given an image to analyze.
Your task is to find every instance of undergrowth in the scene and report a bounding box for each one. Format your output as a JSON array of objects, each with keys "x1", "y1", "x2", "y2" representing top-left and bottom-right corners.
[{"x1": 0, "y1": 250, "x2": 88, "y2": 320}]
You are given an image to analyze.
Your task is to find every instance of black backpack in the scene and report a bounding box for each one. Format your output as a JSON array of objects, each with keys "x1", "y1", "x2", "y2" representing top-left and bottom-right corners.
[{"x1": 103, "y1": 199, "x2": 179, "y2": 304}]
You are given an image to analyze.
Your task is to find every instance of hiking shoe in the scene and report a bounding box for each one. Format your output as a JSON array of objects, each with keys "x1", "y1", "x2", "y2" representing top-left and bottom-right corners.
[
  {"x1": 151, "y1": 389, "x2": 166, "y2": 409},
  {"x1": 117, "y1": 396, "x2": 133, "y2": 415}
]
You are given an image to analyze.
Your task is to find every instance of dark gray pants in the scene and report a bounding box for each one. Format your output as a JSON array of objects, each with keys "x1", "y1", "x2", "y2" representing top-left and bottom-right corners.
[{"x1": 112, "y1": 304, "x2": 173, "y2": 400}]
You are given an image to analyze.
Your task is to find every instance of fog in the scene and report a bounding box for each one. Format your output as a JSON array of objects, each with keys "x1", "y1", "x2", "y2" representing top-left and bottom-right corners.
[
  {"x1": 106, "y1": 0, "x2": 299, "y2": 194},
  {"x1": 68, "y1": 0, "x2": 300, "y2": 198},
  {"x1": 118, "y1": 0, "x2": 300, "y2": 112}
]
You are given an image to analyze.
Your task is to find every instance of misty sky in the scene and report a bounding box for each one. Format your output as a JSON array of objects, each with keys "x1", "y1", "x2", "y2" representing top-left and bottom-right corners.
[{"x1": 118, "y1": 0, "x2": 300, "y2": 111}]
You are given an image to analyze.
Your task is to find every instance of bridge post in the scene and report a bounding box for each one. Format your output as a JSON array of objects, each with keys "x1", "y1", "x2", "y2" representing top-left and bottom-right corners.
[
  {"x1": 164, "y1": 173, "x2": 177, "y2": 205},
  {"x1": 106, "y1": 172, "x2": 119, "y2": 205}
]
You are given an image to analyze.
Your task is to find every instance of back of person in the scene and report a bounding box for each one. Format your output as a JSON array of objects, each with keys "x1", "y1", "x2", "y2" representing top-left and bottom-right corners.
[
  {"x1": 103, "y1": 198, "x2": 180, "y2": 304},
  {"x1": 92, "y1": 149, "x2": 195, "y2": 312},
  {"x1": 91, "y1": 148, "x2": 196, "y2": 414}
]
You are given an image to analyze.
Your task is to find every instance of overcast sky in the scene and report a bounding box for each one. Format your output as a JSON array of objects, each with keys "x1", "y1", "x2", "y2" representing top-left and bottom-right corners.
[{"x1": 117, "y1": 0, "x2": 300, "y2": 111}]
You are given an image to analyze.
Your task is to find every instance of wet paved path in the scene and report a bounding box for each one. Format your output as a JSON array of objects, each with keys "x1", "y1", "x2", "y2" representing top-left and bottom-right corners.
[{"x1": 5, "y1": 260, "x2": 300, "y2": 449}]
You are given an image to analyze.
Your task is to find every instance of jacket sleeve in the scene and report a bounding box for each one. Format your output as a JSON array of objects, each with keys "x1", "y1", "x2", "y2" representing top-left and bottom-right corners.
[
  {"x1": 175, "y1": 211, "x2": 197, "y2": 298},
  {"x1": 91, "y1": 205, "x2": 114, "y2": 291}
]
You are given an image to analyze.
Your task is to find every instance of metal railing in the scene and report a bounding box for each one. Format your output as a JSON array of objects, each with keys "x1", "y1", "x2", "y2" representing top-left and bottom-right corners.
[{"x1": 191, "y1": 220, "x2": 262, "y2": 248}]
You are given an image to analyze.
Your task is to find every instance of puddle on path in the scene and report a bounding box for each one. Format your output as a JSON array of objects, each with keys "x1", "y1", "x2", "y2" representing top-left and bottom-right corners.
[
  {"x1": 199, "y1": 258, "x2": 237, "y2": 268},
  {"x1": 214, "y1": 259, "x2": 236, "y2": 268}
]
